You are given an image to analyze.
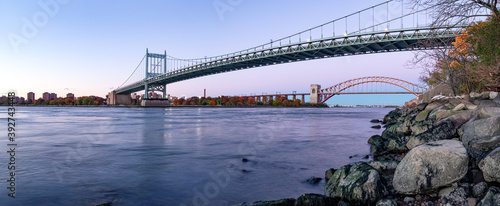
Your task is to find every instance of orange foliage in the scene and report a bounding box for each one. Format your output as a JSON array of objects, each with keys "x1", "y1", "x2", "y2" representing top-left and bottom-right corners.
[{"x1": 247, "y1": 98, "x2": 256, "y2": 105}]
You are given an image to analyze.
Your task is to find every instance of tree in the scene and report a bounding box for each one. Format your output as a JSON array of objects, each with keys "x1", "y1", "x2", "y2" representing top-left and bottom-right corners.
[
  {"x1": 409, "y1": 0, "x2": 500, "y2": 94},
  {"x1": 415, "y1": 13, "x2": 499, "y2": 94},
  {"x1": 229, "y1": 97, "x2": 239, "y2": 106},
  {"x1": 410, "y1": 0, "x2": 499, "y2": 27},
  {"x1": 82, "y1": 97, "x2": 94, "y2": 105},
  {"x1": 64, "y1": 98, "x2": 74, "y2": 105},
  {"x1": 35, "y1": 98, "x2": 44, "y2": 105},
  {"x1": 293, "y1": 99, "x2": 302, "y2": 107},
  {"x1": 247, "y1": 97, "x2": 256, "y2": 105},
  {"x1": 56, "y1": 98, "x2": 65, "y2": 105},
  {"x1": 464, "y1": 17, "x2": 500, "y2": 85},
  {"x1": 209, "y1": 100, "x2": 217, "y2": 106}
]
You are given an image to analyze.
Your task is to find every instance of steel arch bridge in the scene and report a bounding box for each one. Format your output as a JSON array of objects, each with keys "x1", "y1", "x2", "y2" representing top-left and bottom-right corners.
[
  {"x1": 111, "y1": 0, "x2": 474, "y2": 101},
  {"x1": 318, "y1": 76, "x2": 427, "y2": 103}
]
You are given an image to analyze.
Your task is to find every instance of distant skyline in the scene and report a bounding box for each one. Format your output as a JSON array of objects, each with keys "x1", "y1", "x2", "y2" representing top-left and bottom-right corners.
[{"x1": 1, "y1": 0, "x2": 425, "y2": 105}]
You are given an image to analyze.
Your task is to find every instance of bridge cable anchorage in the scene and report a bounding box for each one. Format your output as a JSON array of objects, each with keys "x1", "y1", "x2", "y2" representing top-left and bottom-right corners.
[{"x1": 116, "y1": 55, "x2": 146, "y2": 90}]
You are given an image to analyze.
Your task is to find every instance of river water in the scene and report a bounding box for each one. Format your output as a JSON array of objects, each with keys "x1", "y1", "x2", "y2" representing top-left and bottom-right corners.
[{"x1": 0, "y1": 107, "x2": 393, "y2": 206}]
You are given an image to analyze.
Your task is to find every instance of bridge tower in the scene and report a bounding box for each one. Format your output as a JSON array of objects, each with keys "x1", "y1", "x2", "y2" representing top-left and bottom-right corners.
[
  {"x1": 144, "y1": 48, "x2": 167, "y2": 100},
  {"x1": 310, "y1": 84, "x2": 321, "y2": 104}
]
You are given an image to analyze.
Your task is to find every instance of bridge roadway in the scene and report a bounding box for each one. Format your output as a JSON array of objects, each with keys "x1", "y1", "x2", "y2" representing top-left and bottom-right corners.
[{"x1": 114, "y1": 26, "x2": 462, "y2": 95}]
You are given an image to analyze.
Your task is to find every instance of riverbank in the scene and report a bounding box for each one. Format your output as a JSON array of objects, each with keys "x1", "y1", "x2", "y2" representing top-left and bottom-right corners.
[{"x1": 243, "y1": 91, "x2": 500, "y2": 206}]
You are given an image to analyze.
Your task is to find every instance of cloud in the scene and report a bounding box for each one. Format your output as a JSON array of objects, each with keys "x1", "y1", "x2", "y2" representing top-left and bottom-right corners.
[
  {"x1": 64, "y1": 88, "x2": 69, "y2": 91},
  {"x1": 109, "y1": 87, "x2": 115, "y2": 90}
]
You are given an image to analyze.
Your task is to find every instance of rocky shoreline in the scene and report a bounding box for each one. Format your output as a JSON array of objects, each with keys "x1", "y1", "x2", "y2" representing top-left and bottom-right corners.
[{"x1": 242, "y1": 91, "x2": 500, "y2": 206}]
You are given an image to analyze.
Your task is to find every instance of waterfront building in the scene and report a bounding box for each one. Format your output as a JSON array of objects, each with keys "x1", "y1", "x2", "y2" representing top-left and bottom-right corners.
[
  {"x1": 27, "y1": 92, "x2": 35, "y2": 103},
  {"x1": 50, "y1": 93, "x2": 57, "y2": 100},
  {"x1": 66, "y1": 93, "x2": 75, "y2": 99},
  {"x1": 43, "y1": 92, "x2": 50, "y2": 101}
]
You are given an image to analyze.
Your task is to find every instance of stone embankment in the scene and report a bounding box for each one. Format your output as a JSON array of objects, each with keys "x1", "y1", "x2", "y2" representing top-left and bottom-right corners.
[{"x1": 243, "y1": 91, "x2": 500, "y2": 206}]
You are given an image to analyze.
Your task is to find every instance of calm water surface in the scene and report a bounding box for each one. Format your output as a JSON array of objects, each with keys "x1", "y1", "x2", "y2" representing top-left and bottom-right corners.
[{"x1": 0, "y1": 107, "x2": 393, "y2": 206}]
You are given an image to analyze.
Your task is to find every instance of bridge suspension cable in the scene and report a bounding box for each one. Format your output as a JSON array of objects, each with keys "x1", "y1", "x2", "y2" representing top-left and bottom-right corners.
[{"x1": 116, "y1": 55, "x2": 146, "y2": 90}]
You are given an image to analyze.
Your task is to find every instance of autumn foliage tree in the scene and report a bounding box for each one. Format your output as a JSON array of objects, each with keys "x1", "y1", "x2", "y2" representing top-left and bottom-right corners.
[{"x1": 415, "y1": 11, "x2": 500, "y2": 94}]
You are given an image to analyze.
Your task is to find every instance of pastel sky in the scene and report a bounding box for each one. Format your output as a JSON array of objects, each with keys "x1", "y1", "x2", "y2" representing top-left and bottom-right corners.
[{"x1": 1, "y1": 0, "x2": 426, "y2": 105}]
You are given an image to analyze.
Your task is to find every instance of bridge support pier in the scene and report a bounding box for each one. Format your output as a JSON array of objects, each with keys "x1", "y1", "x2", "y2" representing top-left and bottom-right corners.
[
  {"x1": 107, "y1": 91, "x2": 132, "y2": 106},
  {"x1": 310, "y1": 84, "x2": 321, "y2": 104},
  {"x1": 301, "y1": 95, "x2": 305, "y2": 103}
]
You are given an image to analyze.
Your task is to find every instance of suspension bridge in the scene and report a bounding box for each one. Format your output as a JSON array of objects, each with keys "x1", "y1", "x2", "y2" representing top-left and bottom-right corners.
[{"x1": 108, "y1": 0, "x2": 470, "y2": 106}]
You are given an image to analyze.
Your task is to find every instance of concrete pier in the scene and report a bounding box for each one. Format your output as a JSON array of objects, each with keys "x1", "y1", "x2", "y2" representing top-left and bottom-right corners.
[
  {"x1": 310, "y1": 84, "x2": 321, "y2": 104},
  {"x1": 107, "y1": 91, "x2": 132, "y2": 105}
]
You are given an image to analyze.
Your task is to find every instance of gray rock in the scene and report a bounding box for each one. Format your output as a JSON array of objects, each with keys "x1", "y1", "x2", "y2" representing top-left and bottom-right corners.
[
  {"x1": 325, "y1": 168, "x2": 336, "y2": 181},
  {"x1": 368, "y1": 135, "x2": 383, "y2": 144},
  {"x1": 410, "y1": 119, "x2": 434, "y2": 136},
  {"x1": 477, "y1": 100, "x2": 499, "y2": 108},
  {"x1": 453, "y1": 103, "x2": 466, "y2": 111},
  {"x1": 386, "y1": 139, "x2": 407, "y2": 153},
  {"x1": 376, "y1": 199, "x2": 397, "y2": 206},
  {"x1": 370, "y1": 137, "x2": 387, "y2": 157},
  {"x1": 406, "y1": 120, "x2": 456, "y2": 149},
  {"x1": 423, "y1": 201, "x2": 435, "y2": 206},
  {"x1": 325, "y1": 162, "x2": 387, "y2": 204},
  {"x1": 367, "y1": 161, "x2": 399, "y2": 174},
  {"x1": 490, "y1": 92, "x2": 498, "y2": 100},
  {"x1": 295, "y1": 193, "x2": 335, "y2": 206},
  {"x1": 249, "y1": 198, "x2": 296, "y2": 206},
  {"x1": 477, "y1": 186, "x2": 500, "y2": 206},
  {"x1": 467, "y1": 198, "x2": 478, "y2": 206},
  {"x1": 393, "y1": 140, "x2": 469, "y2": 194},
  {"x1": 371, "y1": 119, "x2": 381, "y2": 123},
  {"x1": 479, "y1": 147, "x2": 500, "y2": 183},
  {"x1": 440, "y1": 187, "x2": 467, "y2": 205},
  {"x1": 415, "y1": 110, "x2": 430, "y2": 121},
  {"x1": 337, "y1": 200, "x2": 350, "y2": 206},
  {"x1": 473, "y1": 182, "x2": 488, "y2": 198},
  {"x1": 372, "y1": 125, "x2": 382, "y2": 129},
  {"x1": 469, "y1": 136, "x2": 500, "y2": 151},
  {"x1": 462, "y1": 117, "x2": 500, "y2": 146},
  {"x1": 494, "y1": 95, "x2": 500, "y2": 105},
  {"x1": 403, "y1": 196, "x2": 415, "y2": 204},
  {"x1": 306, "y1": 176, "x2": 322, "y2": 184},
  {"x1": 462, "y1": 116, "x2": 500, "y2": 165},
  {"x1": 439, "y1": 110, "x2": 472, "y2": 129},
  {"x1": 471, "y1": 107, "x2": 500, "y2": 120}
]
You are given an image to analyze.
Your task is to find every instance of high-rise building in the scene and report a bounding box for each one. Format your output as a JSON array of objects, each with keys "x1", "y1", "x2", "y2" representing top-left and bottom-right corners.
[
  {"x1": 43, "y1": 92, "x2": 50, "y2": 101},
  {"x1": 50, "y1": 93, "x2": 57, "y2": 100},
  {"x1": 27, "y1": 92, "x2": 35, "y2": 103},
  {"x1": 66, "y1": 93, "x2": 75, "y2": 99}
]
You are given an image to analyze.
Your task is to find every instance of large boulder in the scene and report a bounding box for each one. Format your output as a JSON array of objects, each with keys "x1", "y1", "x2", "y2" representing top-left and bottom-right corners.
[
  {"x1": 477, "y1": 186, "x2": 500, "y2": 206},
  {"x1": 478, "y1": 147, "x2": 500, "y2": 183},
  {"x1": 462, "y1": 116, "x2": 500, "y2": 165},
  {"x1": 325, "y1": 162, "x2": 387, "y2": 204},
  {"x1": 393, "y1": 140, "x2": 469, "y2": 194},
  {"x1": 406, "y1": 120, "x2": 456, "y2": 149}
]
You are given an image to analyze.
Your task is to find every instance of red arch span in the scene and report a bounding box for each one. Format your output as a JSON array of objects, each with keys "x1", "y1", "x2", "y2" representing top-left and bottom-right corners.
[{"x1": 319, "y1": 76, "x2": 428, "y2": 103}]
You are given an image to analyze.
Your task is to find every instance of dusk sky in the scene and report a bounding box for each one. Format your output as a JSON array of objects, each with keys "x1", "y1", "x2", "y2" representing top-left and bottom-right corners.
[{"x1": 1, "y1": 0, "x2": 425, "y2": 105}]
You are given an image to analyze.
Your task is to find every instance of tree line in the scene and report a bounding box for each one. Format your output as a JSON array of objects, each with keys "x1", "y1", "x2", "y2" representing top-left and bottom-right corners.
[{"x1": 172, "y1": 96, "x2": 327, "y2": 107}]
